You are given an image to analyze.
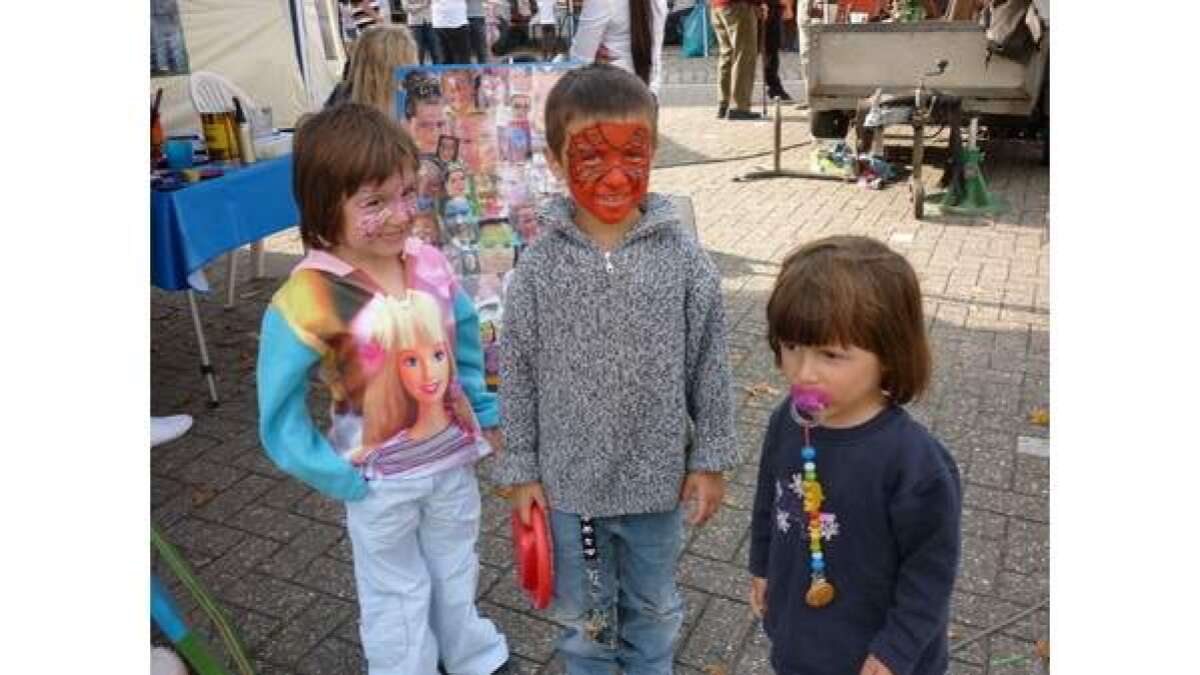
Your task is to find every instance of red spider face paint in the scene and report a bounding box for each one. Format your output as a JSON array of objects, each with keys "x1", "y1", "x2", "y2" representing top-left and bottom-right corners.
[{"x1": 565, "y1": 122, "x2": 653, "y2": 225}]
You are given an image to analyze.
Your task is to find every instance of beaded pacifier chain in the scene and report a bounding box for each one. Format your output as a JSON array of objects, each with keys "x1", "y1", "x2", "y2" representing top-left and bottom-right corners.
[{"x1": 789, "y1": 385, "x2": 836, "y2": 608}]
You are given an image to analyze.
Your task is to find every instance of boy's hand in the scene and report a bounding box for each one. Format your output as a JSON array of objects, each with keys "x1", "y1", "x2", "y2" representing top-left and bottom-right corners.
[
  {"x1": 680, "y1": 471, "x2": 725, "y2": 525},
  {"x1": 860, "y1": 655, "x2": 894, "y2": 675},
  {"x1": 508, "y1": 481, "x2": 548, "y2": 526},
  {"x1": 482, "y1": 427, "x2": 504, "y2": 454},
  {"x1": 750, "y1": 576, "x2": 768, "y2": 619}
]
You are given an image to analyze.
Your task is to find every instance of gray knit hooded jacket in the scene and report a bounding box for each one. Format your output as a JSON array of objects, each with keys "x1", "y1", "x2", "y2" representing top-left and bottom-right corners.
[{"x1": 492, "y1": 192, "x2": 739, "y2": 517}]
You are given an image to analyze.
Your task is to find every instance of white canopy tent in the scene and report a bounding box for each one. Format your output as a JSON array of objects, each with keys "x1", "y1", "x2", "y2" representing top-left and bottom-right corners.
[{"x1": 153, "y1": 0, "x2": 349, "y2": 134}]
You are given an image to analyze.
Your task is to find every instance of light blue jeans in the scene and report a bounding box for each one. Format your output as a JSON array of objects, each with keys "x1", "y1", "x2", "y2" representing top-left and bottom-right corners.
[
  {"x1": 345, "y1": 465, "x2": 508, "y2": 675},
  {"x1": 548, "y1": 508, "x2": 685, "y2": 675}
]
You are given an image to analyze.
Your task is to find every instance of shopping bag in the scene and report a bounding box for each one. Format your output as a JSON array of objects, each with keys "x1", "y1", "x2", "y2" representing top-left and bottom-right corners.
[{"x1": 682, "y1": 0, "x2": 716, "y2": 58}]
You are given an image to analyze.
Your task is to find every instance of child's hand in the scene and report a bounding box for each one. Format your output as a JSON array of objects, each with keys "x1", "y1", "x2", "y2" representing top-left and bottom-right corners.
[
  {"x1": 508, "y1": 481, "x2": 548, "y2": 526},
  {"x1": 680, "y1": 471, "x2": 725, "y2": 526},
  {"x1": 482, "y1": 427, "x2": 504, "y2": 454},
  {"x1": 860, "y1": 655, "x2": 894, "y2": 675},
  {"x1": 750, "y1": 576, "x2": 768, "y2": 619}
]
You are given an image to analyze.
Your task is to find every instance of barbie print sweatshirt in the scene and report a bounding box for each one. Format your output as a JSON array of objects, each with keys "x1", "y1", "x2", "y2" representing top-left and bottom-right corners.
[
  {"x1": 493, "y1": 193, "x2": 739, "y2": 516},
  {"x1": 256, "y1": 240, "x2": 497, "y2": 502}
]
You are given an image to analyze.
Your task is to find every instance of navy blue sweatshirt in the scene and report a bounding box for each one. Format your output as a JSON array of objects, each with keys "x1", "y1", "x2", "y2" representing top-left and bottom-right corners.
[{"x1": 749, "y1": 400, "x2": 962, "y2": 675}]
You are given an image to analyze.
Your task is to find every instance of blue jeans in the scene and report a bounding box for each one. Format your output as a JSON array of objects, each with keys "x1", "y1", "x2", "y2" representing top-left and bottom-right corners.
[
  {"x1": 548, "y1": 508, "x2": 685, "y2": 675},
  {"x1": 411, "y1": 23, "x2": 443, "y2": 65}
]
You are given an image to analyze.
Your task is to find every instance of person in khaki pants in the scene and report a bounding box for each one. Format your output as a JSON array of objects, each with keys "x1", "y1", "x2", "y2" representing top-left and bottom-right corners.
[{"x1": 711, "y1": 0, "x2": 768, "y2": 120}]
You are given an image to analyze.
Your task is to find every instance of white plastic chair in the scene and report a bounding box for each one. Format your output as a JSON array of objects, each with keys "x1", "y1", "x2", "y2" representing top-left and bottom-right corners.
[{"x1": 187, "y1": 71, "x2": 269, "y2": 309}]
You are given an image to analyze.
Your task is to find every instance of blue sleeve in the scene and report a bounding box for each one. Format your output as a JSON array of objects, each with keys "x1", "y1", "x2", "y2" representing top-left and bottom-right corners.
[
  {"x1": 869, "y1": 465, "x2": 962, "y2": 675},
  {"x1": 453, "y1": 288, "x2": 499, "y2": 428},
  {"x1": 256, "y1": 307, "x2": 368, "y2": 502}
]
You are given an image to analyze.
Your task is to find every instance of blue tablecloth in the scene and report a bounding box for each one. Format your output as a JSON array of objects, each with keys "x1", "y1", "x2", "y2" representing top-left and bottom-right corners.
[{"x1": 151, "y1": 156, "x2": 298, "y2": 291}]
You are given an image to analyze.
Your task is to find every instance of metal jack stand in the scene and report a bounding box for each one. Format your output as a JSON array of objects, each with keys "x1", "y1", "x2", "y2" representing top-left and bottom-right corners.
[{"x1": 734, "y1": 98, "x2": 857, "y2": 183}]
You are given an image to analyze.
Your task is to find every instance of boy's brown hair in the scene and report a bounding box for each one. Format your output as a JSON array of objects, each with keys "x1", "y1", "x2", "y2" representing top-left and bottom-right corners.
[
  {"x1": 766, "y1": 235, "x2": 931, "y2": 404},
  {"x1": 543, "y1": 63, "x2": 658, "y2": 159},
  {"x1": 292, "y1": 103, "x2": 419, "y2": 250}
]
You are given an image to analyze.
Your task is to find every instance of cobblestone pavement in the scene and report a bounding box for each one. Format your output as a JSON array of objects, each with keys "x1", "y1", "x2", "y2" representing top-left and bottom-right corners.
[{"x1": 152, "y1": 62, "x2": 1049, "y2": 674}]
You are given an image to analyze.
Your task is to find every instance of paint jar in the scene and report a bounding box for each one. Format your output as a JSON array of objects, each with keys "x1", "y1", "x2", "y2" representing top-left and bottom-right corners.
[{"x1": 201, "y1": 111, "x2": 240, "y2": 162}]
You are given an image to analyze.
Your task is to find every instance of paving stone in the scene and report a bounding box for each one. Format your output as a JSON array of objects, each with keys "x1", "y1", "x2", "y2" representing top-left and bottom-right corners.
[
  {"x1": 294, "y1": 555, "x2": 358, "y2": 601},
  {"x1": 295, "y1": 638, "x2": 365, "y2": 675},
  {"x1": 220, "y1": 572, "x2": 320, "y2": 621},
  {"x1": 229, "y1": 504, "x2": 317, "y2": 543},
  {"x1": 258, "y1": 520, "x2": 343, "y2": 579},
  {"x1": 960, "y1": 507, "x2": 1009, "y2": 541},
  {"x1": 677, "y1": 554, "x2": 752, "y2": 601},
  {"x1": 164, "y1": 517, "x2": 247, "y2": 564},
  {"x1": 686, "y1": 506, "x2": 751, "y2": 563},
  {"x1": 956, "y1": 535, "x2": 1003, "y2": 595},
  {"x1": 259, "y1": 594, "x2": 357, "y2": 666},
  {"x1": 479, "y1": 601, "x2": 560, "y2": 663},
  {"x1": 195, "y1": 473, "x2": 276, "y2": 522},
  {"x1": 260, "y1": 477, "x2": 312, "y2": 511},
  {"x1": 1003, "y1": 518, "x2": 1049, "y2": 575},
  {"x1": 733, "y1": 622, "x2": 773, "y2": 675},
  {"x1": 203, "y1": 532, "x2": 281, "y2": 578},
  {"x1": 292, "y1": 490, "x2": 347, "y2": 525},
  {"x1": 678, "y1": 596, "x2": 754, "y2": 669}
]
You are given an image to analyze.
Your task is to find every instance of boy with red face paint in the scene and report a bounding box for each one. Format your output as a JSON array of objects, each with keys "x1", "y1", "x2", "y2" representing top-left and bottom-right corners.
[{"x1": 492, "y1": 64, "x2": 739, "y2": 674}]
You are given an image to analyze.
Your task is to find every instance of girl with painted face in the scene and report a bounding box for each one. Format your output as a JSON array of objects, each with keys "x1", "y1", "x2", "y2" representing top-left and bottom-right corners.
[{"x1": 256, "y1": 103, "x2": 512, "y2": 674}]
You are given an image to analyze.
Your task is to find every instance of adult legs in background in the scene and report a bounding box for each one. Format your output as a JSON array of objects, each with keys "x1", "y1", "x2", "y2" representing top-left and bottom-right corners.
[
  {"x1": 713, "y1": 3, "x2": 760, "y2": 117},
  {"x1": 437, "y1": 25, "x2": 473, "y2": 64},
  {"x1": 468, "y1": 16, "x2": 490, "y2": 63},
  {"x1": 540, "y1": 24, "x2": 559, "y2": 61},
  {"x1": 711, "y1": 6, "x2": 734, "y2": 117},
  {"x1": 763, "y1": 0, "x2": 791, "y2": 100},
  {"x1": 413, "y1": 23, "x2": 445, "y2": 65}
]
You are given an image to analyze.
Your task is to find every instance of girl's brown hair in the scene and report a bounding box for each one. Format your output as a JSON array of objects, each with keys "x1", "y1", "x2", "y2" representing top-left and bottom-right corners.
[
  {"x1": 292, "y1": 103, "x2": 419, "y2": 250},
  {"x1": 766, "y1": 235, "x2": 931, "y2": 404},
  {"x1": 348, "y1": 25, "x2": 419, "y2": 118}
]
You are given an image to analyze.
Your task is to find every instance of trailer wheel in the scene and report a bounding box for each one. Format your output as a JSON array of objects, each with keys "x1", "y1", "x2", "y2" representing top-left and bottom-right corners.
[{"x1": 811, "y1": 110, "x2": 851, "y2": 139}]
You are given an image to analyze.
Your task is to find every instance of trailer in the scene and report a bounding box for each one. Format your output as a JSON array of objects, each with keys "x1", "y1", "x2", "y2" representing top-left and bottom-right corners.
[{"x1": 804, "y1": 15, "x2": 1049, "y2": 162}]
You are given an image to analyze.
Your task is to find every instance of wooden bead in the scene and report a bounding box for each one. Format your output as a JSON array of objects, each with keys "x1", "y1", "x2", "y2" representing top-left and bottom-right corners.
[{"x1": 805, "y1": 579, "x2": 836, "y2": 608}]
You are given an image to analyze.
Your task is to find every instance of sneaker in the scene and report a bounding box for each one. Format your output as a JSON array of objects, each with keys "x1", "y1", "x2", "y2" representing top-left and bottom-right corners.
[
  {"x1": 716, "y1": 103, "x2": 728, "y2": 119},
  {"x1": 770, "y1": 90, "x2": 794, "y2": 102},
  {"x1": 151, "y1": 414, "x2": 194, "y2": 448},
  {"x1": 151, "y1": 646, "x2": 188, "y2": 675},
  {"x1": 726, "y1": 109, "x2": 763, "y2": 120}
]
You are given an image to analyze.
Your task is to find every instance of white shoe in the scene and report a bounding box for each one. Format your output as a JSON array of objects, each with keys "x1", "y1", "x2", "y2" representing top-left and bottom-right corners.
[
  {"x1": 151, "y1": 646, "x2": 188, "y2": 675},
  {"x1": 151, "y1": 415, "x2": 194, "y2": 448}
]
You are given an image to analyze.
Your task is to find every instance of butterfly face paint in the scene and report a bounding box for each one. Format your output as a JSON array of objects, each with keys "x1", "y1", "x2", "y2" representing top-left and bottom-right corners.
[{"x1": 565, "y1": 122, "x2": 652, "y2": 225}]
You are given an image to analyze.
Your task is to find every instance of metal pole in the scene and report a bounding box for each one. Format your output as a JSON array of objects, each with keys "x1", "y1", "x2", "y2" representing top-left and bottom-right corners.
[{"x1": 187, "y1": 290, "x2": 221, "y2": 407}]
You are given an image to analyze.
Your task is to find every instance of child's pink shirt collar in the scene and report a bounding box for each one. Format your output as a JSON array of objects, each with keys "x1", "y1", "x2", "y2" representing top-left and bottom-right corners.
[{"x1": 294, "y1": 248, "x2": 356, "y2": 276}]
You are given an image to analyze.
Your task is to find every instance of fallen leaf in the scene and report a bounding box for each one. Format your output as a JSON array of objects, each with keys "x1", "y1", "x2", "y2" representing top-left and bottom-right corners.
[
  {"x1": 743, "y1": 382, "x2": 779, "y2": 399},
  {"x1": 1029, "y1": 408, "x2": 1050, "y2": 426},
  {"x1": 703, "y1": 665, "x2": 729, "y2": 675},
  {"x1": 191, "y1": 486, "x2": 218, "y2": 507}
]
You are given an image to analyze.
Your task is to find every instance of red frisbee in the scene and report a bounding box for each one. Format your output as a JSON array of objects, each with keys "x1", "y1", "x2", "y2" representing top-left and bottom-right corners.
[{"x1": 511, "y1": 502, "x2": 553, "y2": 609}]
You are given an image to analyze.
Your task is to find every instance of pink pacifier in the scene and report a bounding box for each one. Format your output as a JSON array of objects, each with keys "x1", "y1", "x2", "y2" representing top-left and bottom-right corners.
[{"x1": 790, "y1": 385, "x2": 829, "y2": 426}]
